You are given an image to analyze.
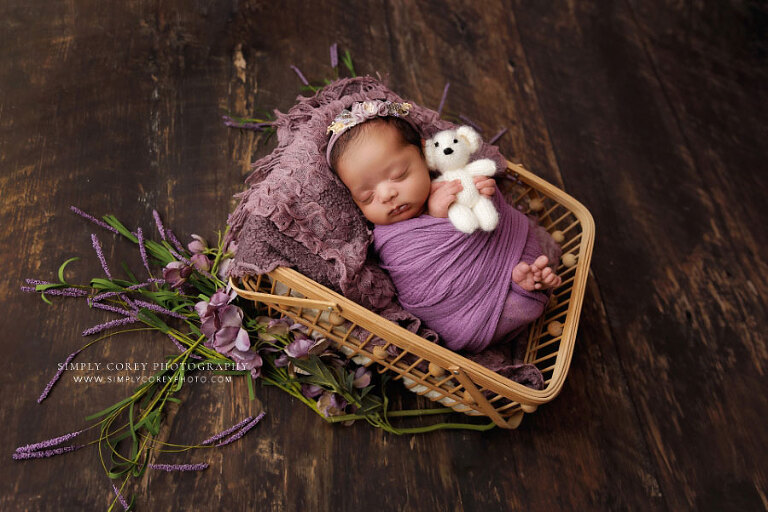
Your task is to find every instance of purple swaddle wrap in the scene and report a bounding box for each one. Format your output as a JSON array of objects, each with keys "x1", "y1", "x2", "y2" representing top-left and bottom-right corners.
[{"x1": 374, "y1": 185, "x2": 545, "y2": 353}]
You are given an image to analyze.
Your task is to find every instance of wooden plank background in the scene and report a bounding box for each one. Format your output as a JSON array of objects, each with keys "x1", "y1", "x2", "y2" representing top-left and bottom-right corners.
[{"x1": 1, "y1": 1, "x2": 766, "y2": 510}]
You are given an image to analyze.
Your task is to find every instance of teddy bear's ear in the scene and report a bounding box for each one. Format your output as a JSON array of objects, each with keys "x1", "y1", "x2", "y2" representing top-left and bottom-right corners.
[
  {"x1": 456, "y1": 126, "x2": 481, "y2": 153},
  {"x1": 424, "y1": 138, "x2": 436, "y2": 170}
]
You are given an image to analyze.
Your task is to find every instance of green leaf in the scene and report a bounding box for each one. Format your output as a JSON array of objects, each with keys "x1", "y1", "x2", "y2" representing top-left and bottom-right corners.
[
  {"x1": 138, "y1": 309, "x2": 170, "y2": 334},
  {"x1": 35, "y1": 283, "x2": 66, "y2": 292},
  {"x1": 103, "y1": 215, "x2": 138, "y2": 243},
  {"x1": 121, "y1": 262, "x2": 138, "y2": 283},
  {"x1": 85, "y1": 394, "x2": 136, "y2": 421},
  {"x1": 57, "y1": 257, "x2": 80, "y2": 284},
  {"x1": 247, "y1": 374, "x2": 255, "y2": 401},
  {"x1": 342, "y1": 50, "x2": 356, "y2": 77}
]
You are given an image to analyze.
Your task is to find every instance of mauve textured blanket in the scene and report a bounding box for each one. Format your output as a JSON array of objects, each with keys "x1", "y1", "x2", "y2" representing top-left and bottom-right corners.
[{"x1": 224, "y1": 76, "x2": 544, "y2": 387}]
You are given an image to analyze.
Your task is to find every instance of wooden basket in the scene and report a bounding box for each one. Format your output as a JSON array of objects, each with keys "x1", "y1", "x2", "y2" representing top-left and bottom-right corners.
[{"x1": 230, "y1": 160, "x2": 595, "y2": 429}]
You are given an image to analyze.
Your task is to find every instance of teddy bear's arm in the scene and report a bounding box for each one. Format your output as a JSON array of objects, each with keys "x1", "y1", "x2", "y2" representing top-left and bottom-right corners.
[{"x1": 464, "y1": 158, "x2": 497, "y2": 177}]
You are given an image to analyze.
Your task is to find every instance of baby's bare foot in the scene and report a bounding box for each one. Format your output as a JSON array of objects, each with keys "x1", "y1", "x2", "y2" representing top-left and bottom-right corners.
[{"x1": 512, "y1": 255, "x2": 562, "y2": 291}]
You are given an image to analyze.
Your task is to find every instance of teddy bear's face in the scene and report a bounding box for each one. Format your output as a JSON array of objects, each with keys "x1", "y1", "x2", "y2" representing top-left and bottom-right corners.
[{"x1": 424, "y1": 126, "x2": 481, "y2": 173}]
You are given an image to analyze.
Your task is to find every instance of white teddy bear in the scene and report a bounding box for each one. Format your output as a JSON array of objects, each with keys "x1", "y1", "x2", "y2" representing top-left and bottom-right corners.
[{"x1": 424, "y1": 126, "x2": 499, "y2": 234}]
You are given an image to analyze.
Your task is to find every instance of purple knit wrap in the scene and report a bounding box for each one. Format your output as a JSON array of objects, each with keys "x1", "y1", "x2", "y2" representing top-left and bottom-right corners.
[
  {"x1": 374, "y1": 186, "x2": 535, "y2": 353},
  {"x1": 224, "y1": 76, "x2": 505, "y2": 339}
]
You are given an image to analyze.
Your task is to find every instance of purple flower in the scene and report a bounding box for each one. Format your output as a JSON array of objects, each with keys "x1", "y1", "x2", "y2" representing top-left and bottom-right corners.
[
  {"x1": 190, "y1": 253, "x2": 211, "y2": 272},
  {"x1": 15, "y1": 429, "x2": 85, "y2": 453},
  {"x1": 290, "y1": 65, "x2": 309, "y2": 86},
  {"x1": 200, "y1": 416, "x2": 254, "y2": 446},
  {"x1": 112, "y1": 484, "x2": 130, "y2": 511},
  {"x1": 152, "y1": 210, "x2": 166, "y2": 240},
  {"x1": 70, "y1": 206, "x2": 119, "y2": 234},
  {"x1": 317, "y1": 392, "x2": 347, "y2": 418},
  {"x1": 149, "y1": 463, "x2": 209, "y2": 472},
  {"x1": 437, "y1": 81, "x2": 450, "y2": 115},
  {"x1": 137, "y1": 227, "x2": 151, "y2": 276},
  {"x1": 91, "y1": 234, "x2": 112, "y2": 279},
  {"x1": 195, "y1": 289, "x2": 256, "y2": 362},
  {"x1": 12, "y1": 444, "x2": 84, "y2": 460},
  {"x1": 162, "y1": 261, "x2": 193, "y2": 288},
  {"x1": 217, "y1": 257, "x2": 233, "y2": 279},
  {"x1": 215, "y1": 411, "x2": 266, "y2": 447},
  {"x1": 330, "y1": 43, "x2": 338, "y2": 68},
  {"x1": 352, "y1": 367, "x2": 372, "y2": 389},
  {"x1": 488, "y1": 127, "x2": 508, "y2": 145},
  {"x1": 82, "y1": 316, "x2": 139, "y2": 337},
  {"x1": 230, "y1": 348, "x2": 263, "y2": 379},
  {"x1": 187, "y1": 234, "x2": 207, "y2": 254},
  {"x1": 38, "y1": 348, "x2": 83, "y2": 403},
  {"x1": 301, "y1": 384, "x2": 323, "y2": 399}
]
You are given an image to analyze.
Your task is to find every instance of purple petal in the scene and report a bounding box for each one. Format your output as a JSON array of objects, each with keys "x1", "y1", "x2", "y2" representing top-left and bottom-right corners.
[
  {"x1": 301, "y1": 384, "x2": 323, "y2": 399},
  {"x1": 353, "y1": 367, "x2": 372, "y2": 388},
  {"x1": 218, "y1": 305, "x2": 243, "y2": 328},
  {"x1": 234, "y1": 328, "x2": 251, "y2": 351},
  {"x1": 285, "y1": 337, "x2": 314, "y2": 359}
]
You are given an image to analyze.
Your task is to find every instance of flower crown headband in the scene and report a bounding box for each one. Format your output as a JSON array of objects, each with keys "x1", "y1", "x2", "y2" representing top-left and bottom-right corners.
[{"x1": 325, "y1": 99, "x2": 413, "y2": 168}]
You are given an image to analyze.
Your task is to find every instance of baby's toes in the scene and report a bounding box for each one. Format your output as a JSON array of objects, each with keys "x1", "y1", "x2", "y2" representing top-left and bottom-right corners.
[{"x1": 533, "y1": 255, "x2": 549, "y2": 270}]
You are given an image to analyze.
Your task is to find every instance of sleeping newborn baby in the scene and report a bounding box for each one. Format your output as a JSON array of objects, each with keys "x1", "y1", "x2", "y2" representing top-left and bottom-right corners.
[{"x1": 327, "y1": 100, "x2": 561, "y2": 353}]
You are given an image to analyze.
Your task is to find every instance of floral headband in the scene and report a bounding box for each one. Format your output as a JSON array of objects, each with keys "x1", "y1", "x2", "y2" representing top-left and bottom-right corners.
[{"x1": 325, "y1": 100, "x2": 413, "y2": 167}]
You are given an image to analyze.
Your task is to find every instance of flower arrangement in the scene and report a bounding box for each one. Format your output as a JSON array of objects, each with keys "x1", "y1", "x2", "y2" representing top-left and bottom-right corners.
[{"x1": 15, "y1": 46, "x2": 506, "y2": 510}]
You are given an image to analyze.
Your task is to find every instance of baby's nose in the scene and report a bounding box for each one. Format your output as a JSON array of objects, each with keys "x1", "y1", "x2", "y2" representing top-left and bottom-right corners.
[{"x1": 443, "y1": 147, "x2": 453, "y2": 155}]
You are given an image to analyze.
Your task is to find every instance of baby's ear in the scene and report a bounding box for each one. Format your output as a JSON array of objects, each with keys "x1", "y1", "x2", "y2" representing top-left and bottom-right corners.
[
  {"x1": 424, "y1": 138, "x2": 436, "y2": 169},
  {"x1": 456, "y1": 126, "x2": 481, "y2": 153}
]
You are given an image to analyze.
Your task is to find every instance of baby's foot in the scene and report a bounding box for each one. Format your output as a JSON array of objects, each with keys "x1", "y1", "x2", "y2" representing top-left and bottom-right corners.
[{"x1": 512, "y1": 255, "x2": 562, "y2": 291}]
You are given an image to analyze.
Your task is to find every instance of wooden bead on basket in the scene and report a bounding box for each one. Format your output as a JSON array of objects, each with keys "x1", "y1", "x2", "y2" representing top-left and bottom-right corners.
[
  {"x1": 328, "y1": 311, "x2": 345, "y2": 326},
  {"x1": 552, "y1": 230, "x2": 565, "y2": 244},
  {"x1": 529, "y1": 197, "x2": 545, "y2": 212},
  {"x1": 562, "y1": 253, "x2": 577, "y2": 267},
  {"x1": 428, "y1": 362, "x2": 445, "y2": 377},
  {"x1": 372, "y1": 346, "x2": 388, "y2": 360},
  {"x1": 547, "y1": 320, "x2": 563, "y2": 337}
]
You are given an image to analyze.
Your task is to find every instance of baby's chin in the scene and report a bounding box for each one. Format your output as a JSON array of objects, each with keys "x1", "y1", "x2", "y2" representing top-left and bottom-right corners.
[{"x1": 370, "y1": 204, "x2": 426, "y2": 226}]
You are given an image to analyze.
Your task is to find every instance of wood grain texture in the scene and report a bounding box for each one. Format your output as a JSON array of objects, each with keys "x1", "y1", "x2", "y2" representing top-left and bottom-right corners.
[{"x1": 1, "y1": 0, "x2": 765, "y2": 510}]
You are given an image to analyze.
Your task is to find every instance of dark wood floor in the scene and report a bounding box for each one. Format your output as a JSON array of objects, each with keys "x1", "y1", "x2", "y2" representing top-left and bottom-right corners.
[{"x1": 2, "y1": 1, "x2": 766, "y2": 510}]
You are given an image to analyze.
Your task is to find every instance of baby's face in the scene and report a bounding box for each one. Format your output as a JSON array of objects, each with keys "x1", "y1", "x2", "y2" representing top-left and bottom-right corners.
[{"x1": 335, "y1": 121, "x2": 431, "y2": 225}]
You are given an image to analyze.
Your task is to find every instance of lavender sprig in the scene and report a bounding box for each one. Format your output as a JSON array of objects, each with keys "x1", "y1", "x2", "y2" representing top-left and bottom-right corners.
[
  {"x1": 437, "y1": 82, "x2": 450, "y2": 115},
  {"x1": 70, "y1": 206, "x2": 119, "y2": 234},
  {"x1": 91, "y1": 234, "x2": 112, "y2": 280},
  {"x1": 82, "y1": 316, "x2": 139, "y2": 337},
  {"x1": 12, "y1": 444, "x2": 84, "y2": 460},
  {"x1": 459, "y1": 114, "x2": 482, "y2": 132},
  {"x1": 215, "y1": 412, "x2": 266, "y2": 447},
  {"x1": 87, "y1": 300, "x2": 134, "y2": 317},
  {"x1": 167, "y1": 334, "x2": 203, "y2": 360},
  {"x1": 137, "y1": 227, "x2": 151, "y2": 276},
  {"x1": 148, "y1": 463, "x2": 209, "y2": 472},
  {"x1": 330, "y1": 43, "x2": 338, "y2": 68},
  {"x1": 38, "y1": 348, "x2": 83, "y2": 403},
  {"x1": 112, "y1": 484, "x2": 130, "y2": 511},
  {"x1": 166, "y1": 229, "x2": 185, "y2": 254},
  {"x1": 25, "y1": 278, "x2": 56, "y2": 286},
  {"x1": 199, "y1": 416, "x2": 255, "y2": 446},
  {"x1": 290, "y1": 65, "x2": 309, "y2": 86},
  {"x1": 20, "y1": 286, "x2": 88, "y2": 297},
  {"x1": 133, "y1": 300, "x2": 186, "y2": 320},
  {"x1": 152, "y1": 210, "x2": 166, "y2": 241},
  {"x1": 488, "y1": 127, "x2": 508, "y2": 145},
  {"x1": 15, "y1": 429, "x2": 85, "y2": 453},
  {"x1": 221, "y1": 116, "x2": 273, "y2": 131}
]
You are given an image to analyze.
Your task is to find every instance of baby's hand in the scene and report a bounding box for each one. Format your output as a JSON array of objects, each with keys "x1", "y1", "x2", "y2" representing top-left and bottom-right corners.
[
  {"x1": 473, "y1": 176, "x2": 496, "y2": 197},
  {"x1": 428, "y1": 179, "x2": 463, "y2": 218}
]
